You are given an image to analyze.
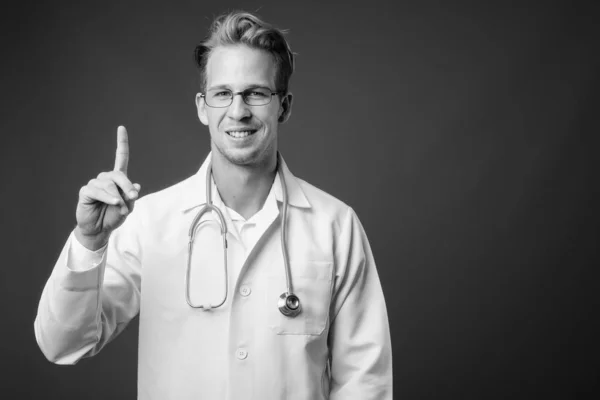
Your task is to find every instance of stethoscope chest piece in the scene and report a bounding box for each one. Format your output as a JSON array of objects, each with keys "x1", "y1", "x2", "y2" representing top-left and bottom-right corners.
[{"x1": 278, "y1": 292, "x2": 302, "y2": 317}]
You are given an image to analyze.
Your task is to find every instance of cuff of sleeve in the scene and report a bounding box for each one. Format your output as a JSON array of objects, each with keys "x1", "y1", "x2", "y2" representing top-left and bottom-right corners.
[
  {"x1": 68, "y1": 231, "x2": 107, "y2": 271},
  {"x1": 53, "y1": 231, "x2": 108, "y2": 290}
]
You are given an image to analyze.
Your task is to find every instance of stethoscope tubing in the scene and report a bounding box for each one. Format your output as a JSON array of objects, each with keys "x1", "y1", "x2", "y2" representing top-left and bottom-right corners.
[
  {"x1": 185, "y1": 164, "x2": 229, "y2": 309},
  {"x1": 184, "y1": 154, "x2": 299, "y2": 315},
  {"x1": 279, "y1": 162, "x2": 293, "y2": 295}
]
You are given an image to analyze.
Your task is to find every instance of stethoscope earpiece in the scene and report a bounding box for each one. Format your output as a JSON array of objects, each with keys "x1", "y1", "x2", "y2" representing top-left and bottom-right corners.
[{"x1": 278, "y1": 292, "x2": 302, "y2": 317}]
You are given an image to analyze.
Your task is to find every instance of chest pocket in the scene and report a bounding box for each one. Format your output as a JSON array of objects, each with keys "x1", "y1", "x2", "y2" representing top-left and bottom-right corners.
[{"x1": 266, "y1": 260, "x2": 334, "y2": 336}]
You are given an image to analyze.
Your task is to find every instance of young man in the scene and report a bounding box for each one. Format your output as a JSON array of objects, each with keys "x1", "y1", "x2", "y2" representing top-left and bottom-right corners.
[{"x1": 35, "y1": 11, "x2": 392, "y2": 399}]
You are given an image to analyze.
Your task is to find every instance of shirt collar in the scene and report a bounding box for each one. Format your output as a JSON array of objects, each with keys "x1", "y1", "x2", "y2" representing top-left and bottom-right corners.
[
  {"x1": 180, "y1": 152, "x2": 311, "y2": 213},
  {"x1": 224, "y1": 179, "x2": 279, "y2": 224}
]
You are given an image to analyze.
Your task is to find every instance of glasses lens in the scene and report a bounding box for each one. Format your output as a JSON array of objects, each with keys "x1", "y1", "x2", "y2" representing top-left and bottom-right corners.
[
  {"x1": 206, "y1": 90, "x2": 233, "y2": 108},
  {"x1": 243, "y1": 88, "x2": 272, "y2": 106}
]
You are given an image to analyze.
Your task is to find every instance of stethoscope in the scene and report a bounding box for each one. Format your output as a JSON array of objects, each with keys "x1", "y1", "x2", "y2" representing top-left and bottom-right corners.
[{"x1": 185, "y1": 155, "x2": 302, "y2": 318}]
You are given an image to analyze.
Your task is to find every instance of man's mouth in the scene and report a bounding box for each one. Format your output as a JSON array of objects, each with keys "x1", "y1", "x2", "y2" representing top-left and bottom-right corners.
[{"x1": 226, "y1": 129, "x2": 257, "y2": 138}]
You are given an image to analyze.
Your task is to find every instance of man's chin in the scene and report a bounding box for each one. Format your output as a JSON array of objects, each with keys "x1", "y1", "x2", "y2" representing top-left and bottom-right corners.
[{"x1": 215, "y1": 147, "x2": 261, "y2": 167}]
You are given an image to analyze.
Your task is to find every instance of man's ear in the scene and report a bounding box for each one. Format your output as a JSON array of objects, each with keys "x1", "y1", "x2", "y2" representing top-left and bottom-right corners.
[
  {"x1": 278, "y1": 92, "x2": 293, "y2": 123},
  {"x1": 195, "y1": 93, "x2": 209, "y2": 126}
]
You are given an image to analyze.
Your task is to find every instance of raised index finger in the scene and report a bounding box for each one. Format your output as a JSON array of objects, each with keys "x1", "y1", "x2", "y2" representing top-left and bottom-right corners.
[{"x1": 114, "y1": 125, "x2": 129, "y2": 175}]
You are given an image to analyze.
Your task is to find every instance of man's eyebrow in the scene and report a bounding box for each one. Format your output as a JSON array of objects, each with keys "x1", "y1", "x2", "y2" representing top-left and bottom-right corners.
[
  {"x1": 207, "y1": 84, "x2": 230, "y2": 91},
  {"x1": 207, "y1": 84, "x2": 272, "y2": 91}
]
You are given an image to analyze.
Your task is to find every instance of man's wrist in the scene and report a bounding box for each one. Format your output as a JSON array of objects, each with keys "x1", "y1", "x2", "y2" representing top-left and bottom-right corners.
[{"x1": 74, "y1": 226, "x2": 110, "y2": 251}]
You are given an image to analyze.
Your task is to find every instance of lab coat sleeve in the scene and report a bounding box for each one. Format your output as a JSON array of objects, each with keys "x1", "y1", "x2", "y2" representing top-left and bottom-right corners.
[
  {"x1": 67, "y1": 233, "x2": 107, "y2": 271},
  {"x1": 328, "y1": 207, "x2": 393, "y2": 399},
  {"x1": 34, "y1": 208, "x2": 143, "y2": 365}
]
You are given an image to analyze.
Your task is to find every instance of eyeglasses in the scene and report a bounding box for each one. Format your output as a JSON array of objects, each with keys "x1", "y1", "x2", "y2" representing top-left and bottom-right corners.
[{"x1": 201, "y1": 87, "x2": 281, "y2": 108}]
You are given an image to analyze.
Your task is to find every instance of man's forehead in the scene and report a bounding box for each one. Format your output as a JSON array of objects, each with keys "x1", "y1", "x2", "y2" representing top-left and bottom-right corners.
[{"x1": 206, "y1": 44, "x2": 277, "y2": 88}]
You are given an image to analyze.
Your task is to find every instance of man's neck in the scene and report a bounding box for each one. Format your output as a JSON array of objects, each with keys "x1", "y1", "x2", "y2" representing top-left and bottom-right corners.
[{"x1": 210, "y1": 152, "x2": 277, "y2": 220}]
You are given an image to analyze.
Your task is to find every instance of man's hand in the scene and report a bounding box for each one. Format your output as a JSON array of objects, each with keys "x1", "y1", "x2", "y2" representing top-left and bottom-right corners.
[{"x1": 74, "y1": 126, "x2": 141, "y2": 250}]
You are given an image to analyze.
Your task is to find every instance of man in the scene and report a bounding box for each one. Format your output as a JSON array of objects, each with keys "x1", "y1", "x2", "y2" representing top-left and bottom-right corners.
[{"x1": 35, "y1": 11, "x2": 392, "y2": 399}]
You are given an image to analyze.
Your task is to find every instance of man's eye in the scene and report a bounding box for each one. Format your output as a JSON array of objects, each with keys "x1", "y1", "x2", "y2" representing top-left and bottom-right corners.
[
  {"x1": 214, "y1": 91, "x2": 231, "y2": 97},
  {"x1": 247, "y1": 91, "x2": 268, "y2": 98}
]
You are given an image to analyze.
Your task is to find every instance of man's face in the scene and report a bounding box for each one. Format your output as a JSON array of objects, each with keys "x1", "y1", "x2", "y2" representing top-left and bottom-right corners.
[{"x1": 196, "y1": 44, "x2": 292, "y2": 167}]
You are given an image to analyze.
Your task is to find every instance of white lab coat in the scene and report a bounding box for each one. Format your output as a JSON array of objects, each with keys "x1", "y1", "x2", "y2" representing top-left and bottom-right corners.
[{"x1": 34, "y1": 153, "x2": 393, "y2": 399}]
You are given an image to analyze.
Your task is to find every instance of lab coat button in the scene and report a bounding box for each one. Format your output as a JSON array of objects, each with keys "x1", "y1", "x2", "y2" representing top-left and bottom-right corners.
[
  {"x1": 236, "y1": 349, "x2": 248, "y2": 360},
  {"x1": 239, "y1": 286, "x2": 251, "y2": 296}
]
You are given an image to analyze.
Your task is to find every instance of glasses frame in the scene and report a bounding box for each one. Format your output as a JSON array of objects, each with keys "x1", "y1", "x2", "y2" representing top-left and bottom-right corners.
[{"x1": 200, "y1": 88, "x2": 282, "y2": 108}]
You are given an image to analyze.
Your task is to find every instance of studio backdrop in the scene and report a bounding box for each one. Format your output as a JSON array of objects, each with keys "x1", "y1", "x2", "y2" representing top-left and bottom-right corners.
[{"x1": 1, "y1": 0, "x2": 598, "y2": 398}]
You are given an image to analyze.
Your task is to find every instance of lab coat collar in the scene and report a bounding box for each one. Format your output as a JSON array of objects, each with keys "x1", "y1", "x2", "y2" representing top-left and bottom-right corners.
[{"x1": 180, "y1": 152, "x2": 311, "y2": 213}]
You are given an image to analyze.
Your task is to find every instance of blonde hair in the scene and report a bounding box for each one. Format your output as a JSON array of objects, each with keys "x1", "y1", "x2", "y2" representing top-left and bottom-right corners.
[{"x1": 194, "y1": 11, "x2": 295, "y2": 94}]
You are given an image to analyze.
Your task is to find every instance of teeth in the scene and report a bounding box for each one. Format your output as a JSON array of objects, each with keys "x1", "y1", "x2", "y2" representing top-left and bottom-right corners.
[{"x1": 228, "y1": 131, "x2": 253, "y2": 138}]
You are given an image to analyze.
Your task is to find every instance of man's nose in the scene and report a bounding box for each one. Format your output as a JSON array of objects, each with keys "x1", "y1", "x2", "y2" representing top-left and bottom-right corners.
[{"x1": 227, "y1": 93, "x2": 251, "y2": 120}]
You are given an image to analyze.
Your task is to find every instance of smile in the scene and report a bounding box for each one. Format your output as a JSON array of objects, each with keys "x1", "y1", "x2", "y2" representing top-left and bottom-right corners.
[{"x1": 226, "y1": 129, "x2": 257, "y2": 138}]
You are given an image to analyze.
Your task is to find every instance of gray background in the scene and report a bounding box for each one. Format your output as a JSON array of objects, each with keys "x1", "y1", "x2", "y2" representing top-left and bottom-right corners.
[{"x1": 1, "y1": 0, "x2": 599, "y2": 398}]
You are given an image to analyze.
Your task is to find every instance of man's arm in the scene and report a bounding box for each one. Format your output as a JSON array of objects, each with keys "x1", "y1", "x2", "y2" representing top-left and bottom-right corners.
[
  {"x1": 34, "y1": 126, "x2": 143, "y2": 364},
  {"x1": 328, "y1": 207, "x2": 393, "y2": 399},
  {"x1": 34, "y1": 212, "x2": 143, "y2": 364}
]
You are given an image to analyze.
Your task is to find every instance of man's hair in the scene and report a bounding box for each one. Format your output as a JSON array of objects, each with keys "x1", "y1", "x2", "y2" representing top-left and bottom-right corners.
[{"x1": 194, "y1": 11, "x2": 295, "y2": 94}]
